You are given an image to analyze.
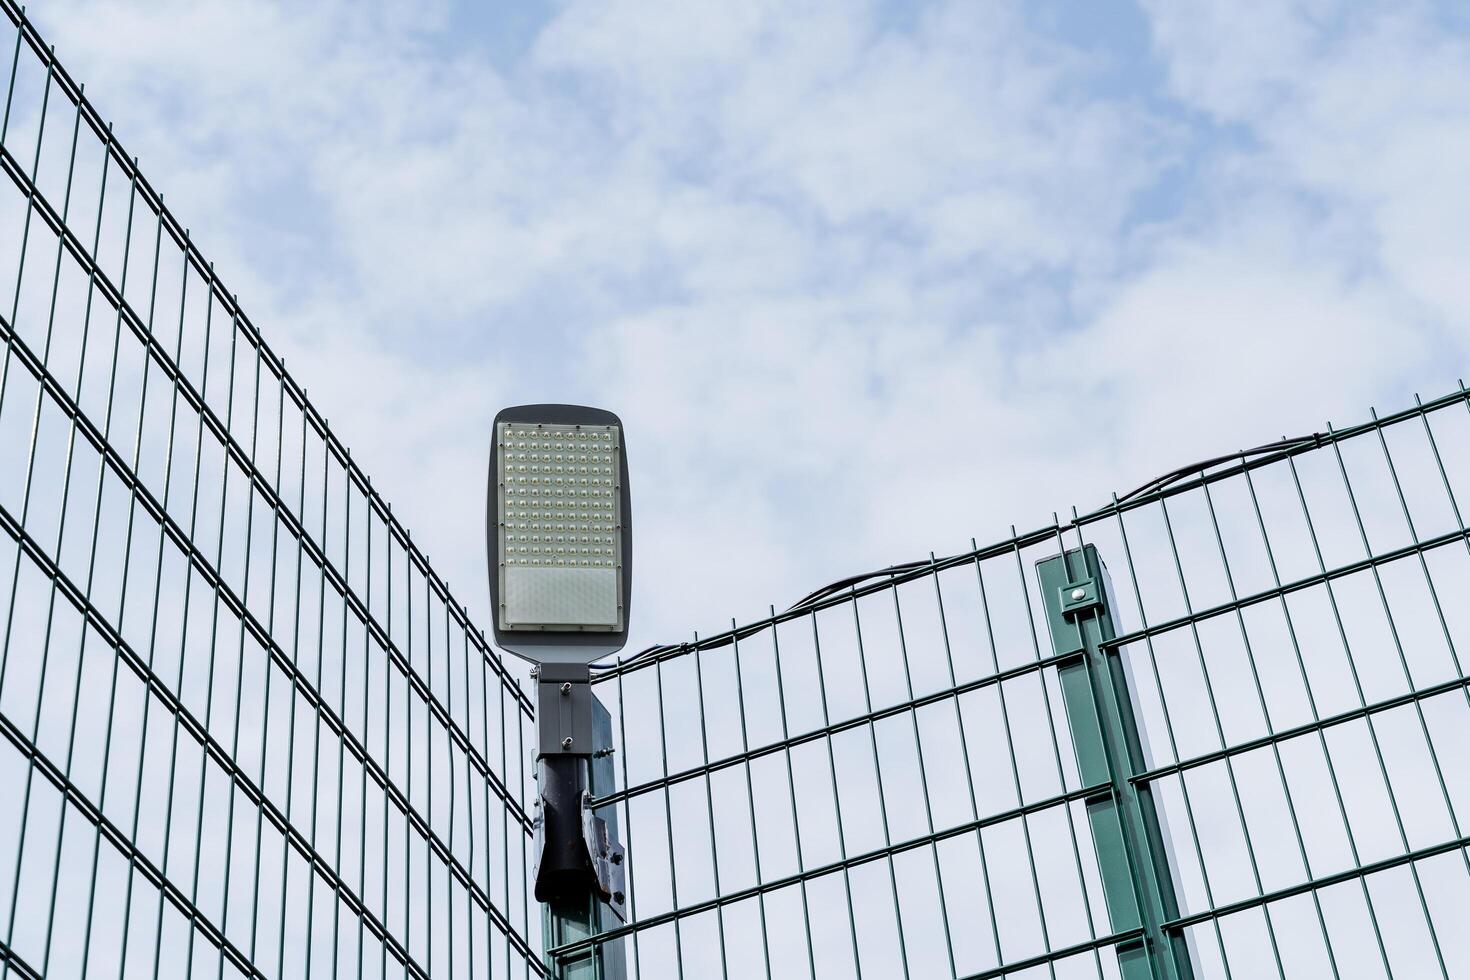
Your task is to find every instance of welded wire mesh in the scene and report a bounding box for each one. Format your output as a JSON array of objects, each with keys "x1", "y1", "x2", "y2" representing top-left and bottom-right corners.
[
  {"x1": 575, "y1": 386, "x2": 1470, "y2": 980},
  {"x1": 1093, "y1": 396, "x2": 1470, "y2": 980},
  {"x1": 0, "y1": 5, "x2": 544, "y2": 978},
  {"x1": 583, "y1": 545, "x2": 1124, "y2": 980}
]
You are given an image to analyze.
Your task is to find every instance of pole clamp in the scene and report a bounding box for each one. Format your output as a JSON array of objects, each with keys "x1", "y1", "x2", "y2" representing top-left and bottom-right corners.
[
  {"x1": 1058, "y1": 576, "x2": 1102, "y2": 619},
  {"x1": 582, "y1": 792, "x2": 627, "y2": 921}
]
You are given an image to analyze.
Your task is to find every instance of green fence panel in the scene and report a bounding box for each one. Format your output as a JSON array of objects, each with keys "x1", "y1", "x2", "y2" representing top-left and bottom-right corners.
[
  {"x1": 0, "y1": 4, "x2": 544, "y2": 977},
  {"x1": 571, "y1": 385, "x2": 1470, "y2": 979}
]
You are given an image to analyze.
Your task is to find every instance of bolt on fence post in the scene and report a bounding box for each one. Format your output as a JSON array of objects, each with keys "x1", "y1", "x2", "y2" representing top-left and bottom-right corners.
[{"x1": 1037, "y1": 545, "x2": 1196, "y2": 980}]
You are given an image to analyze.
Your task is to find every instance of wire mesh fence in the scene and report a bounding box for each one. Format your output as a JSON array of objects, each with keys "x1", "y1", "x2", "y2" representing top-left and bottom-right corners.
[
  {"x1": 576, "y1": 387, "x2": 1470, "y2": 980},
  {"x1": 0, "y1": 4, "x2": 543, "y2": 977},
  {"x1": 3, "y1": 3, "x2": 1470, "y2": 979}
]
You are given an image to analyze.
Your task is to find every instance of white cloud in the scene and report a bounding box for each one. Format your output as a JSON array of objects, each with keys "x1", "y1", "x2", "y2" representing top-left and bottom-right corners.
[
  {"x1": 28, "y1": 0, "x2": 1470, "y2": 653},
  {"x1": 1143, "y1": 0, "x2": 1347, "y2": 120},
  {"x1": 1143, "y1": 0, "x2": 1470, "y2": 326}
]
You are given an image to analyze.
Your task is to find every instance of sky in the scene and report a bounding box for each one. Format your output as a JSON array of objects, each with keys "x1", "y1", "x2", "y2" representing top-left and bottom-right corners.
[
  {"x1": 27, "y1": 0, "x2": 1470, "y2": 662},
  {"x1": 2, "y1": 3, "x2": 1470, "y2": 978}
]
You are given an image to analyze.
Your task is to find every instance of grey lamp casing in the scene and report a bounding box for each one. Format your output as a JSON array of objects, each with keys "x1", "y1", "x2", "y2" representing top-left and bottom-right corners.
[{"x1": 486, "y1": 403, "x2": 633, "y2": 667}]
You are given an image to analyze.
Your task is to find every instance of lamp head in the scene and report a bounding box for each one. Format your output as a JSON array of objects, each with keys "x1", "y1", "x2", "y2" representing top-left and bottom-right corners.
[{"x1": 487, "y1": 404, "x2": 632, "y2": 665}]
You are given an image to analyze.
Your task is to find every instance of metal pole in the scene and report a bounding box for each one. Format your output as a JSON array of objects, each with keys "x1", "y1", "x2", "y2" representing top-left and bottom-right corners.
[
  {"x1": 535, "y1": 664, "x2": 627, "y2": 979},
  {"x1": 1037, "y1": 545, "x2": 1197, "y2": 980}
]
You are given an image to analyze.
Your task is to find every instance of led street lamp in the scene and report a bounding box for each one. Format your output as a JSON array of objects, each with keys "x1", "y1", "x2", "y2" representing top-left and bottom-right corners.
[
  {"x1": 487, "y1": 404, "x2": 632, "y2": 666},
  {"x1": 488, "y1": 404, "x2": 631, "y2": 934}
]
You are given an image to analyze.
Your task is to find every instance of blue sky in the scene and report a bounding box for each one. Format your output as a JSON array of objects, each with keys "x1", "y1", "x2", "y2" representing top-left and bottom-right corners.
[{"x1": 29, "y1": 0, "x2": 1470, "y2": 657}]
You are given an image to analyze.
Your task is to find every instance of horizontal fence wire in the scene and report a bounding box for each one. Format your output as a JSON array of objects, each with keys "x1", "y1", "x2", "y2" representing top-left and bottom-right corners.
[
  {"x1": 570, "y1": 387, "x2": 1470, "y2": 979},
  {"x1": 0, "y1": 4, "x2": 546, "y2": 978}
]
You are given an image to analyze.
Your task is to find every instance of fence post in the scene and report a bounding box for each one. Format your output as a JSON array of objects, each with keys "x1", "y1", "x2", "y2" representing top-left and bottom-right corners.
[
  {"x1": 540, "y1": 696, "x2": 628, "y2": 980},
  {"x1": 1036, "y1": 544, "x2": 1194, "y2": 980}
]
